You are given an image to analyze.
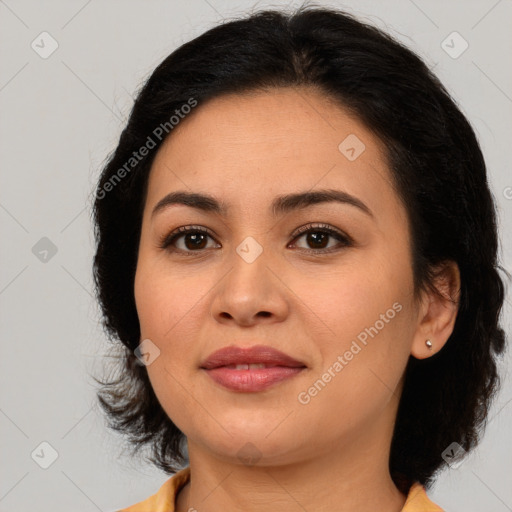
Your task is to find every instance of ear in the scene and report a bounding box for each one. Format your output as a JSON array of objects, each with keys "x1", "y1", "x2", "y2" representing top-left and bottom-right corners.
[{"x1": 411, "y1": 260, "x2": 461, "y2": 359}]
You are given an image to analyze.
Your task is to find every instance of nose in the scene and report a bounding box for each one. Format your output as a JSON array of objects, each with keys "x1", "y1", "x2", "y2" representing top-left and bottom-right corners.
[{"x1": 209, "y1": 245, "x2": 289, "y2": 327}]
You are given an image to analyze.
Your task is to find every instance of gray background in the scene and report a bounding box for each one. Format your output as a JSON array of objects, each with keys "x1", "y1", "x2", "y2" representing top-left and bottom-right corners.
[{"x1": 0, "y1": 0, "x2": 511, "y2": 511}]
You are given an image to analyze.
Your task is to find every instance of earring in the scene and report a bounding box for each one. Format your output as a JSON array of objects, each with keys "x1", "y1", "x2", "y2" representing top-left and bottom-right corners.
[{"x1": 425, "y1": 339, "x2": 433, "y2": 350}]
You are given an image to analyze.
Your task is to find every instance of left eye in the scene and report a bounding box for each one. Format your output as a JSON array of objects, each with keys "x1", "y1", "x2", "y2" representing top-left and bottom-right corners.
[
  {"x1": 290, "y1": 226, "x2": 352, "y2": 252},
  {"x1": 158, "y1": 224, "x2": 353, "y2": 255}
]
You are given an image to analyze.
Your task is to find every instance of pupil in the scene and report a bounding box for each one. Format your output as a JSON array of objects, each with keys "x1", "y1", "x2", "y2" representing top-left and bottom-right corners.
[
  {"x1": 308, "y1": 232, "x2": 327, "y2": 249},
  {"x1": 186, "y1": 233, "x2": 207, "y2": 250}
]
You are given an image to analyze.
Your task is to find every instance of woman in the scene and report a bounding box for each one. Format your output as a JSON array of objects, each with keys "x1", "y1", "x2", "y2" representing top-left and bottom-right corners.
[{"x1": 92, "y1": 5, "x2": 508, "y2": 511}]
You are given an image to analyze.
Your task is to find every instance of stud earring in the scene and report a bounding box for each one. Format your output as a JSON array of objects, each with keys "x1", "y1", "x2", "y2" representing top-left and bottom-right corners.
[{"x1": 425, "y1": 339, "x2": 433, "y2": 350}]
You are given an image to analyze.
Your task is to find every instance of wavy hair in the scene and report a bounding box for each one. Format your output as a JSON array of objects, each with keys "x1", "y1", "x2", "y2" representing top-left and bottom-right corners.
[{"x1": 91, "y1": 4, "x2": 508, "y2": 493}]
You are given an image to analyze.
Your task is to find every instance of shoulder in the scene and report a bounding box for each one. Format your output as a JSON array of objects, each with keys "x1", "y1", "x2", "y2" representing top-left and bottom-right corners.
[
  {"x1": 116, "y1": 466, "x2": 191, "y2": 512},
  {"x1": 402, "y1": 481, "x2": 444, "y2": 512}
]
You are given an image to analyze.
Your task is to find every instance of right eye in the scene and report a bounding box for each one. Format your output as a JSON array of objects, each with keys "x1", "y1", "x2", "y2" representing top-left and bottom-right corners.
[{"x1": 158, "y1": 225, "x2": 219, "y2": 255}]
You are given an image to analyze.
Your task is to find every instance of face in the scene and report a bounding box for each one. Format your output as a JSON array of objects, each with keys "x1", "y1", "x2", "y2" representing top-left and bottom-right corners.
[{"x1": 134, "y1": 87, "x2": 423, "y2": 466}]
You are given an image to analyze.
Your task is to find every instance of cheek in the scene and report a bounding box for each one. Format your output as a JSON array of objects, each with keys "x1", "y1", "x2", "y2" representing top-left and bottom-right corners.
[
  {"x1": 299, "y1": 254, "x2": 414, "y2": 397},
  {"x1": 134, "y1": 257, "x2": 200, "y2": 342},
  {"x1": 134, "y1": 261, "x2": 208, "y2": 418},
  {"x1": 300, "y1": 260, "x2": 406, "y2": 341}
]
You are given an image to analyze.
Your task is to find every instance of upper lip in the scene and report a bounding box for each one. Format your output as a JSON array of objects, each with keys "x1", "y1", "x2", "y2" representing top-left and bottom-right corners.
[{"x1": 200, "y1": 345, "x2": 307, "y2": 369}]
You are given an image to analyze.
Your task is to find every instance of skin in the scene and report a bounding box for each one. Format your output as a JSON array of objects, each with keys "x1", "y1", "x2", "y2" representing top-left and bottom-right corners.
[{"x1": 134, "y1": 86, "x2": 460, "y2": 512}]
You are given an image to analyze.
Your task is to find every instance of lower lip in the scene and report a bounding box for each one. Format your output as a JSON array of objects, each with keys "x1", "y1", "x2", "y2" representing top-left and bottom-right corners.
[{"x1": 202, "y1": 366, "x2": 306, "y2": 392}]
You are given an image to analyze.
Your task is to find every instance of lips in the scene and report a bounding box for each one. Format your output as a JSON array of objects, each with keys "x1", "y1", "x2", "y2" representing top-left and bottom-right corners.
[{"x1": 200, "y1": 345, "x2": 306, "y2": 370}]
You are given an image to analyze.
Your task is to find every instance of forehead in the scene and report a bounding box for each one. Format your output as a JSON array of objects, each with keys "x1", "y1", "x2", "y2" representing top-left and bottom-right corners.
[{"x1": 145, "y1": 87, "x2": 402, "y2": 223}]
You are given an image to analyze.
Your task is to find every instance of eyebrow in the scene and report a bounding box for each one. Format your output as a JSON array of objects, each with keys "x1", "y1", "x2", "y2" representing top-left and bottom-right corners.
[{"x1": 151, "y1": 188, "x2": 373, "y2": 220}]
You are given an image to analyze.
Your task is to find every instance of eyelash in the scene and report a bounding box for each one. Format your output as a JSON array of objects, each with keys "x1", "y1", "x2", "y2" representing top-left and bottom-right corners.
[{"x1": 157, "y1": 223, "x2": 353, "y2": 256}]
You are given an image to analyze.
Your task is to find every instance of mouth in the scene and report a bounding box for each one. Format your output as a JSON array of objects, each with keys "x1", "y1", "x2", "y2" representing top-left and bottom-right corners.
[{"x1": 199, "y1": 344, "x2": 307, "y2": 392}]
